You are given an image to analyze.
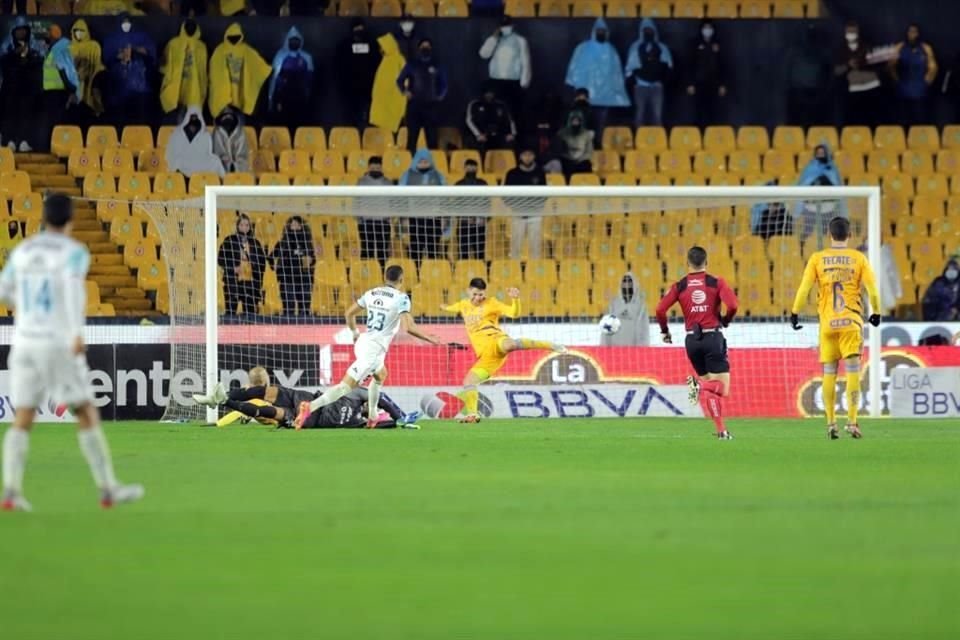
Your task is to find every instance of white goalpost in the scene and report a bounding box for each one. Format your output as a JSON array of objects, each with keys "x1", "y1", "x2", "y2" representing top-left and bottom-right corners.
[{"x1": 149, "y1": 184, "x2": 882, "y2": 424}]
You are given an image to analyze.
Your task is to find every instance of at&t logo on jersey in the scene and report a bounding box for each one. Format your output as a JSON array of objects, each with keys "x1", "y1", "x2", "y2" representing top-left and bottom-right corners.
[{"x1": 690, "y1": 289, "x2": 709, "y2": 313}]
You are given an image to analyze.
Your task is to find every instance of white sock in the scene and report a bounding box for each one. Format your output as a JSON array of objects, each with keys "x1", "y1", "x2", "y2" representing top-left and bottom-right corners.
[
  {"x1": 367, "y1": 380, "x2": 382, "y2": 422},
  {"x1": 77, "y1": 426, "x2": 118, "y2": 491},
  {"x1": 2, "y1": 427, "x2": 29, "y2": 495},
  {"x1": 308, "y1": 382, "x2": 352, "y2": 412}
]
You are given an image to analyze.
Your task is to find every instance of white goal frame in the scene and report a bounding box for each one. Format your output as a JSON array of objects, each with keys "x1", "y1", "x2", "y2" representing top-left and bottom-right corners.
[{"x1": 202, "y1": 185, "x2": 882, "y2": 424}]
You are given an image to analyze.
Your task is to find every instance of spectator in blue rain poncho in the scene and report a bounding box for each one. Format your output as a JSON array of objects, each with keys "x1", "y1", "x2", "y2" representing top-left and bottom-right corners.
[
  {"x1": 794, "y1": 143, "x2": 845, "y2": 240},
  {"x1": 400, "y1": 149, "x2": 446, "y2": 264},
  {"x1": 0, "y1": 17, "x2": 43, "y2": 57},
  {"x1": 565, "y1": 18, "x2": 629, "y2": 134},
  {"x1": 624, "y1": 18, "x2": 673, "y2": 127},
  {"x1": 269, "y1": 26, "x2": 314, "y2": 132},
  {"x1": 102, "y1": 14, "x2": 157, "y2": 128}
]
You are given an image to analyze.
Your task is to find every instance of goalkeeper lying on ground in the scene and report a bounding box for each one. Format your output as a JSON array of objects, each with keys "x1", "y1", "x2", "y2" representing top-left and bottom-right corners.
[{"x1": 193, "y1": 367, "x2": 420, "y2": 429}]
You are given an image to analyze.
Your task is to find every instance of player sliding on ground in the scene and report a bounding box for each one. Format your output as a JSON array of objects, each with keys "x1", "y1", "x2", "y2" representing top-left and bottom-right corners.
[
  {"x1": 790, "y1": 216, "x2": 880, "y2": 440},
  {"x1": 0, "y1": 194, "x2": 144, "y2": 511},
  {"x1": 443, "y1": 278, "x2": 566, "y2": 423},
  {"x1": 294, "y1": 264, "x2": 440, "y2": 429},
  {"x1": 655, "y1": 246, "x2": 739, "y2": 440}
]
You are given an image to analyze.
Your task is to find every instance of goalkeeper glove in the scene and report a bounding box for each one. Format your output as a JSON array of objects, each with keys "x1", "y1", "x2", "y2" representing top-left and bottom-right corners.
[
  {"x1": 868, "y1": 314, "x2": 881, "y2": 327},
  {"x1": 789, "y1": 313, "x2": 803, "y2": 331}
]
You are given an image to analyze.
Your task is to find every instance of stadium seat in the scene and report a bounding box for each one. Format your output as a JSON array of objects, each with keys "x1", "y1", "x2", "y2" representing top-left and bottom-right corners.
[
  {"x1": 153, "y1": 172, "x2": 187, "y2": 199},
  {"x1": 545, "y1": 173, "x2": 567, "y2": 186},
  {"x1": 708, "y1": 173, "x2": 738, "y2": 186},
  {"x1": 772, "y1": 126, "x2": 805, "y2": 152},
  {"x1": 0, "y1": 171, "x2": 30, "y2": 198},
  {"x1": 452, "y1": 259, "x2": 487, "y2": 284},
  {"x1": 109, "y1": 216, "x2": 145, "y2": 246},
  {"x1": 394, "y1": 128, "x2": 427, "y2": 151},
  {"x1": 370, "y1": 0, "x2": 401, "y2": 16},
  {"x1": 762, "y1": 149, "x2": 796, "y2": 174},
  {"x1": 772, "y1": 0, "x2": 806, "y2": 18},
  {"x1": 557, "y1": 257, "x2": 590, "y2": 285},
  {"x1": 258, "y1": 127, "x2": 292, "y2": 154},
  {"x1": 188, "y1": 172, "x2": 221, "y2": 196},
  {"x1": 736, "y1": 126, "x2": 770, "y2": 152},
  {"x1": 259, "y1": 173, "x2": 290, "y2": 186},
  {"x1": 450, "y1": 149, "x2": 482, "y2": 175},
  {"x1": 328, "y1": 127, "x2": 362, "y2": 153},
  {"x1": 639, "y1": 0, "x2": 670, "y2": 17},
  {"x1": 703, "y1": 126, "x2": 735, "y2": 152},
  {"x1": 881, "y1": 195, "x2": 910, "y2": 221},
  {"x1": 68, "y1": 148, "x2": 100, "y2": 178},
  {"x1": 658, "y1": 150, "x2": 692, "y2": 176},
  {"x1": 902, "y1": 151, "x2": 934, "y2": 176},
  {"x1": 706, "y1": 0, "x2": 738, "y2": 18},
  {"x1": 605, "y1": 173, "x2": 636, "y2": 186},
  {"x1": 912, "y1": 195, "x2": 945, "y2": 221},
  {"x1": 538, "y1": 0, "x2": 569, "y2": 16},
  {"x1": 361, "y1": 127, "x2": 392, "y2": 153},
  {"x1": 840, "y1": 126, "x2": 873, "y2": 152},
  {"x1": 593, "y1": 259, "x2": 628, "y2": 288},
  {"x1": 623, "y1": 150, "x2": 658, "y2": 176},
  {"x1": 344, "y1": 150, "x2": 374, "y2": 175},
  {"x1": 936, "y1": 149, "x2": 959, "y2": 174},
  {"x1": 503, "y1": 0, "x2": 536, "y2": 16},
  {"x1": 570, "y1": 0, "x2": 602, "y2": 16},
  {"x1": 312, "y1": 150, "x2": 346, "y2": 177},
  {"x1": 867, "y1": 149, "x2": 900, "y2": 174},
  {"x1": 137, "y1": 149, "x2": 168, "y2": 175},
  {"x1": 86, "y1": 125, "x2": 119, "y2": 153},
  {"x1": 907, "y1": 125, "x2": 940, "y2": 151},
  {"x1": 437, "y1": 0, "x2": 469, "y2": 16},
  {"x1": 739, "y1": 0, "x2": 771, "y2": 17},
  {"x1": 635, "y1": 126, "x2": 668, "y2": 152},
  {"x1": 669, "y1": 127, "x2": 702, "y2": 152},
  {"x1": 673, "y1": 0, "x2": 704, "y2": 17},
  {"x1": 806, "y1": 126, "x2": 839, "y2": 150},
  {"x1": 278, "y1": 150, "x2": 312, "y2": 176},
  {"x1": 82, "y1": 172, "x2": 116, "y2": 198},
  {"x1": 488, "y1": 258, "x2": 521, "y2": 285},
  {"x1": 602, "y1": 127, "x2": 634, "y2": 152},
  {"x1": 0, "y1": 147, "x2": 14, "y2": 176},
  {"x1": 223, "y1": 172, "x2": 256, "y2": 187},
  {"x1": 102, "y1": 148, "x2": 135, "y2": 174},
  {"x1": 728, "y1": 150, "x2": 761, "y2": 176},
  {"x1": 833, "y1": 149, "x2": 864, "y2": 176},
  {"x1": 406, "y1": 0, "x2": 436, "y2": 16},
  {"x1": 570, "y1": 173, "x2": 601, "y2": 186},
  {"x1": 84, "y1": 280, "x2": 101, "y2": 306},
  {"x1": 427, "y1": 149, "x2": 449, "y2": 176},
  {"x1": 382, "y1": 149, "x2": 412, "y2": 181},
  {"x1": 123, "y1": 239, "x2": 158, "y2": 269},
  {"x1": 50, "y1": 125, "x2": 83, "y2": 158},
  {"x1": 115, "y1": 172, "x2": 151, "y2": 199},
  {"x1": 605, "y1": 0, "x2": 638, "y2": 17},
  {"x1": 11, "y1": 193, "x2": 41, "y2": 220},
  {"x1": 883, "y1": 172, "x2": 914, "y2": 198},
  {"x1": 694, "y1": 150, "x2": 727, "y2": 174},
  {"x1": 593, "y1": 150, "x2": 622, "y2": 175},
  {"x1": 916, "y1": 173, "x2": 948, "y2": 198},
  {"x1": 121, "y1": 125, "x2": 154, "y2": 150},
  {"x1": 874, "y1": 125, "x2": 906, "y2": 151},
  {"x1": 294, "y1": 127, "x2": 327, "y2": 153},
  {"x1": 250, "y1": 149, "x2": 275, "y2": 175},
  {"x1": 484, "y1": 149, "x2": 517, "y2": 178},
  {"x1": 420, "y1": 259, "x2": 454, "y2": 285},
  {"x1": 292, "y1": 173, "x2": 326, "y2": 186},
  {"x1": 348, "y1": 259, "x2": 382, "y2": 292},
  {"x1": 156, "y1": 125, "x2": 176, "y2": 150}
]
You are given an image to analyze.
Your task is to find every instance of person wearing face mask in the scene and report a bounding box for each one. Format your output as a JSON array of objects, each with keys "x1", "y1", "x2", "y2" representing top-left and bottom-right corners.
[
  {"x1": 465, "y1": 83, "x2": 516, "y2": 153},
  {"x1": 685, "y1": 19, "x2": 727, "y2": 128},
  {"x1": 890, "y1": 23, "x2": 937, "y2": 127},
  {"x1": 209, "y1": 23, "x2": 271, "y2": 118},
  {"x1": 922, "y1": 260, "x2": 960, "y2": 321},
  {"x1": 212, "y1": 107, "x2": 250, "y2": 174},
  {"x1": 370, "y1": 34, "x2": 407, "y2": 134},
  {"x1": 795, "y1": 144, "x2": 845, "y2": 240},
  {"x1": 625, "y1": 18, "x2": 673, "y2": 128},
  {"x1": 394, "y1": 14, "x2": 419, "y2": 62},
  {"x1": 356, "y1": 156, "x2": 394, "y2": 266},
  {"x1": 160, "y1": 19, "x2": 208, "y2": 117},
  {"x1": 268, "y1": 26, "x2": 315, "y2": 132},
  {"x1": 336, "y1": 19, "x2": 381, "y2": 130},
  {"x1": 396, "y1": 38, "x2": 448, "y2": 155},
  {"x1": 269, "y1": 216, "x2": 315, "y2": 316},
  {"x1": 166, "y1": 106, "x2": 226, "y2": 178},
  {"x1": 218, "y1": 213, "x2": 268, "y2": 316},
  {"x1": 479, "y1": 15, "x2": 531, "y2": 125},
  {"x1": 504, "y1": 145, "x2": 546, "y2": 259},
  {"x1": 0, "y1": 18, "x2": 43, "y2": 152},
  {"x1": 555, "y1": 110, "x2": 594, "y2": 179},
  {"x1": 102, "y1": 14, "x2": 157, "y2": 128},
  {"x1": 41, "y1": 25, "x2": 81, "y2": 154},
  {"x1": 399, "y1": 149, "x2": 446, "y2": 263},
  {"x1": 454, "y1": 159, "x2": 488, "y2": 260},
  {"x1": 68, "y1": 19, "x2": 105, "y2": 125},
  {"x1": 601, "y1": 273, "x2": 649, "y2": 347},
  {"x1": 565, "y1": 18, "x2": 629, "y2": 135},
  {"x1": 833, "y1": 20, "x2": 882, "y2": 127}
]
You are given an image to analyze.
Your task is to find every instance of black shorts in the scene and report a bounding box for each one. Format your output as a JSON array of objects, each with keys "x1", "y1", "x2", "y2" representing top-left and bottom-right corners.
[
  {"x1": 274, "y1": 387, "x2": 318, "y2": 412},
  {"x1": 684, "y1": 331, "x2": 730, "y2": 376}
]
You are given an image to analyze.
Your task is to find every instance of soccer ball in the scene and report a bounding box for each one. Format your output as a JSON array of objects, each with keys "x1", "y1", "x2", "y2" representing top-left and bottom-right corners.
[{"x1": 599, "y1": 314, "x2": 621, "y2": 335}]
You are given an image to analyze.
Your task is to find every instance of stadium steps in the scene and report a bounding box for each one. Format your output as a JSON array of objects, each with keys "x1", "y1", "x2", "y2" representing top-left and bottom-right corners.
[
  {"x1": 18, "y1": 162, "x2": 66, "y2": 176},
  {"x1": 72, "y1": 219, "x2": 102, "y2": 231},
  {"x1": 74, "y1": 230, "x2": 109, "y2": 244},
  {"x1": 92, "y1": 254, "x2": 123, "y2": 266},
  {"x1": 32, "y1": 175, "x2": 76, "y2": 190},
  {"x1": 88, "y1": 265, "x2": 131, "y2": 277}
]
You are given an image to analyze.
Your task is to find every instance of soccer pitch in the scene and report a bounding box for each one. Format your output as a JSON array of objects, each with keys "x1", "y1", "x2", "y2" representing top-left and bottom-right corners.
[{"x1": 1, "y1": 419, "x2": 957, "y2": 639}]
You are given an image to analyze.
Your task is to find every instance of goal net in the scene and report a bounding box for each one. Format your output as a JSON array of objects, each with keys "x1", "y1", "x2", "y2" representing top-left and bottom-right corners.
[{"x1": 142, "y1": 185, "x2": 881, "y2": 424}]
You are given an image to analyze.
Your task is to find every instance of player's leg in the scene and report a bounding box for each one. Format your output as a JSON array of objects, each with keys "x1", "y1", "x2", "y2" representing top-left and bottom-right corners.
[
  {"x1": 457, "y1": 367, "x2": 490, "y2": 423},
  {"x1": 499, "y1": 336, "x2": 567, "y2": 354},
  {"x1": 690, "y1": 334, "x2": 732, "y2": 439},
  {"x1": 375, "y1": 392, "x2": 421, "y2": 429},
  {"x1": 295, "y1": 344, "x2": 378, "y2": 428},
  {"x1": 843, "y1": 353, "x2": 863, "y2": 438},
  {"x1": 365, "y1": 366, "x2": 387, "y2": 429},
  {"x1": 820, "y1": 329, "x2": 843, "y2": 439},
  {"x1": 73, "y1": 403, "x2": 141, "y2": 508},
  {"x1": 2, "y1": 347, "x2": 45, "y2": 511}
]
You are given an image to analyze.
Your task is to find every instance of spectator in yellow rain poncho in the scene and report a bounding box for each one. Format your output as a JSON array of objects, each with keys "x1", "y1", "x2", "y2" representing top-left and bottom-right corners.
[
  {"x1": 369, "y1": 33, "x2": 407, "y2": 133},
  {"x1": 159, "y1": 19, "x2": 208, "y2": 116},
  {"x1": 68, "y1": 19, "x2": 104, "y2": 118},
  {"x1": 208, "y1": 23, "x2": 271, "y2": 118}
]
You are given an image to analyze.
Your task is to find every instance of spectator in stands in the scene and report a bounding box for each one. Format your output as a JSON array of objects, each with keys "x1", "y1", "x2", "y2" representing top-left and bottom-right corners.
[
  {"x1": 795, "y1": 144, "x2": 844, "y2": 239},
  {"x1": 336, "y1": 19, "x2": 380, "y2": 130},
  {"x1": 212, "y1": 107, "x2": 250, "y2": 174},
  {"x1": 103, "y1": 14, "x2": 156, "y2": 128},
  {"x1": 370, "y1": 34, "x2": 407, "y2": 134},
  {"x1": 891, "y1": 23, "x2": 937, "y2": 126},
  {"x1": 69, "y1": 19, "x2": 105, "y2": 126},
  {"x1": 834, "y1": 20, "x2": 883, "y2": 127},
  {"x1": 454, "y1": 159, "x2": 488, "y2": 260},
  {"x1": 394, "y1": 14, "x2": 420, "y2": 62},
  {"x1": 0, "y1": 19, "x2": 43, "y2": 152},
  {"x1": 0, "y1": 220, "x2": 22, "y2": 269},
  {"x1": 218, "y1": 213, "x2": 267, "y2": 316},
  {"x1": 625, "y1": 18, "x2": 673, "y2": 128},
  {"x1": 601, "y1": 273, "x2": 649, "y2": 347},
  {"x1": 555, "y1": 111, "x2": 594, "y2": 178},
  {"x1": 504, "y1": 144, "x2": 545, "y2": 259},
  {"x1": 749, "y1": 181, "x2": 794, "y2": 239},
  {"x1": 209, "y1": 23, "x2": 271, "y2": 119},
  {"x1": 478, "y1": 15, "x2": 531, "y2": 123},
  {"x1": 400, "y1": 149, "x2": 446, "y2": 262},
  {"x1": 160, "y1": 19, "x2": 208, "y2": 118},
  {"x1": 356, "y1": 156, "x2": 393, "y2": 264},
  {"x1": 785, "y1": 23, "x2": 832, "y2": 128},
  {"x1": 530, "y1": 91, "x2": 566, "y2": 159},
  {"x1": 270, "y1": 215, "x2": 315, "y2": 317},
  {"x1": 565, "y1": 18, "x2": 629, "y2": 135},
  {"x1": 465, "y1": 83, "x2": 516, "y2": 153},
  {"x1": 41, "y1": 25, "x2": 80, "y2": 155},
  {"x1": 269, "y1": 26, "x2": 315, "y2": 132},
  {"x1": 166, "y1": 106, "x2": 225, "y2": 178},
  {"x1": 921, "y1": 259, "x2": 960, "y2": 321},
  {"x1": 685, "y1": 19, "x2": 727, "y2": 128},
  {"x1": 565, "y1": 88, "x2": 598, "y2": 135},
  {"x1": 179, "y1": 0, "x2": 207, "y2": 15},
  {"x1": 397, "y1": 38, "x2": 448, "y2": 155}
]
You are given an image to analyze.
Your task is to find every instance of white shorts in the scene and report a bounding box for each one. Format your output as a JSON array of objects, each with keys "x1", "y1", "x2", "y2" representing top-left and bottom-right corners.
[
  {"x1": 346, "y1": 334, "x2": 387, "y2": 383},
  {"x1": 9, "y1": 343, "x2": 94, "y2": 410}
]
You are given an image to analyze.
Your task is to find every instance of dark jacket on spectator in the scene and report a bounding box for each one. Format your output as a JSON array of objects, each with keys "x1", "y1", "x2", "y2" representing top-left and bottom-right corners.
[
  {"x1": 687, "y1": 22, "x2": 724, "y2": 90},
  {"x1": 921, "y1": 259, "x2": 960, "y2": 321},
  {"x1": 397, "y1": 54, "x2": 448, "y2": 103},
  {"x1": 466, "y1": 94, "x2": 516, "y2": 141}
]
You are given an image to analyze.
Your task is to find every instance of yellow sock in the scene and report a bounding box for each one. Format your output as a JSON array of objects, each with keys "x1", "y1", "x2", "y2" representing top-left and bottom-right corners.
[
  {"x1": 459, "y1": 388, "x2": 479, "y2": 414},
  {"x1": 822, "y1": 373, "x2": 837, "y2": 425},
  {"x1": 518, "y1": 338, "x2": 554, "y2": 350},
  {"x1": 846, "y1": 368, "x2": 861, "y2": 424}
]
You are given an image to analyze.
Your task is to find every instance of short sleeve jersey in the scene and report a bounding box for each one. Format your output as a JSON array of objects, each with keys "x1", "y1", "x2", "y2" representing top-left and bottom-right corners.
[{"x1": 357, "y1": 286, "x2": 412, "y2": 348}]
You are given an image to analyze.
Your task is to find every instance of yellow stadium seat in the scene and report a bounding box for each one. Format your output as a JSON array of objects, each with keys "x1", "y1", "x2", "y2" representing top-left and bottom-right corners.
[
  {"x1": 867, "y1": 149, "x2": 900, "y2": 174},
  {"x1": 545, "y1": 173, "x2": 566, "y2": 186},
  {"x1": 674, "y1": 174, "x2": 706, "y2": 186},
  {"x1": 116, "y1": 172, "x2": 152, "y2": 199},
  {"x1": 51, "y1": 125, "x2": 83, "y2": 158},
  {"x1": 0, "y1": 147, "x2": 13, "y2": 175},
  {"x1": 658, "y1": 150, "x2": 691, "y2": 176},
  {"x1": 152, "y1": 172, "x2": 187, "y2": 199},
  {"x1": 406, "y1": 0, "x2": 436, "y2": 16},
  {"x1": 557, "y1": 257, "x2": 591, "y2": 285},
  {"x1": 84, "y1": 281, "x2": 101, "y2": 306},
  {"x1": 570, "y1": 173, "x2": 601, "y2": 186},
  {"x1": 328, "y1": 127, "x2": 362, "y2": 153},
  {"x1": 156, "y1": 125, "x2": 176, "y2": 150},
  {"x1": 361, "y1": 127, "x2": 392, "y2": 152},
  {"x1": 874, "y1": 125, "x2": 906, "y2": 151},
  {"x1": 762, "y1": 149, "x2": 796, "y2": 174},
  {"x1": 806, "y1": 126, "x2": 839, "y2": 150},
  {"x1": 101, "y1": 148, "x2": 135, "y2": 174},
  {"x1": 708, "y1": 173, "x2": 739, "y2": 186},
  {"x1": 882, "y1": 172, "x2": 914, "y2": 198},
  {"x1": 772, "y1": 126, "x2": 805, "y2": 152},
  {"x1": 916, "y1": 173, "x2": 948, "y2": 198},
  {"x1": 623, "y1": 150, "x2": 658, "y2": 175},
  {"x1": 703, "y1": 126, "x2": 735, "y2": 152},
  {"x1": 539, "y1": 0, "x2": 569, "y2": 16},
  {"x1": 833, "y1": 149, "x2": 864, "y2": 176},
  {"x1": 95, "y1": 199, "x2": 127, "y2": 224},
  {"x1": 912, "y1": 195, "x2": 944, "y2": 221},
  {"x1": 124, "y1": 240, "x2": 158, "y2": 269},
  {"x1": 450, "y1": 149, "x2": 482, "y2": 174},
  {"x1": 452, "y1": 259, "x2": 486, "y2": 284},
  {"x1": 902, "y1": 151, "x2": 934, "y2": 176},
  {"x1": 846, "y1": 171, "x2": 879, "y2": 187},
  {"x1": 706, "y1": 0, "x2": 738, "y2": 18},
  {"x1": 484, "y1": 149, "x2": 517, "y2": 177},
  {"x1": 428, "y1": 150, "x2": 449, "y2": 176},
  {"x1": 109, "y1": 216, "x2": 144, "y2": 246},
  {"x1": 840, "y1": 126, "x2": 873, "y2": 152},
  {"x1": 137, "y1": 260, "x2": 167, "y2": 291},
  {"x1": 881, "y1": 195, "x2": 910, "y2": 221},
  {"x1": 588, "y1": 238, "x2": 621, "y2": 262},
  {"x1": 292, "y1": 173, "x2": 326, "y2": 186},
  {"x1": 907, "y1": 125, "x2": 939, "y2": 151},
  {"x1": 736, "y1": 126, "x2": 770, "y2": 152},
  {"x1": 605, "y1": 173, "x2": 636, "y2": 186},
  {"x1": 258, "y1": 127, "x2": 292, "y2": 154},
  {"x1": 606, "y1": 0, "x2": 637, "y2": 17},
  {"x1": 338, "y1": 0, "x2": 370, "y2": 14},
  {"x1": 674, "y1": 0, "x2": 704, "y2": 17},
  {"x1": 259, "y1": 173, "x2": 290, "y2": 186},
  {"x1": 223, "y1": 172, "x2": 255, "y2": 187},
  {"x1": 0, "y1": 171, "x2": 31, "y2": 198},
  {"x1": 345, "y1": 150, "x2": 375, "y2": 175},
  {"x1": 251, "y1": 149, "x2": 276, "y2": 175},
  {"x1": 420, "y1": 259, "x2": 454, "y2": 285},
  {"x1": 488, "y1": 258, "x2": 521, "y2": 285},
  {"x1": 188, "y1": 172, "x2": 221, "y2": 196},
  {"x1": 936, "y1": 149, "x2": 960, "y2": 174},
  {"x1": 640, "y1": 0, "x2": 671, "y2": 17},
  {"x1": 83, "y1": 172, "x2": 116, "y2": 198},
  {"x1": 86, "y1": 125, "x2": 119, "y2": 152},
  {"x1": 739, "y1": 0, "x2": 771, "y2": 17},
  {"x1": 11, "y1": 193, "x2": 41, "y2": 220},
  {"x1": 525, "y1": 258, "x2": 558, "y2": 288},
  {"x1": 121, "y1": 125, "x2": 154, "y2": 150},
  {"x1": 312, "y1": 150, "x2": 346, "y2": 177},
  {"x1": 294, "y1": 127, "x2": 327, "y2": 153},
  {"x1": 437, "y1": 0, "x2": 469, "y2": 16},
  {"x1": 635, "y1": 126, "x2": 668, "y2": 152},
  {"x1": 68, "y1": 148, "x2": 100, "y2": 178},
  {"x1": 639, "y1": 173, "x2": 671, "y2": 186},
  {"x1": 504, "y1": 0, "x2": 536, "y2": 16},
  {"x1": 395, "y1": 128, "x2": 427, "y2": 151},
  {"x1": 382, "y1": 149, "x2": 412, "y2": 181},
  {"x1": 669, "y1": 126, "x2": 702, "y2": 152},
  {"x1": 593, "y1": 259, "x2": 628, "y2": 288},
  {"x1": 694, "y1": 150, "x2": 727, "y2": 174},
  {"x1": 370, "y1": 0, "x2": 402, "y2": 16},
  {"x1": 593, "y1": 150, "x2": 621, "y2": 175},
  {"x1": 278, "y1": 150, "x2": 312, "y2": 176},
  {"x1": 602, "y1": 127, "x2": 634, "y2": 152},
  {"x1": 772, "y1": 0, "x2": 806, "y2": 18},
  {"x1": 137, "y1": 149, "x2": 168, "y2": 175},
  {"x1": 347, "y1": 259, "x2": 381, "y2": 292},
  {"x1": 727, "y1": 150, "x2": 761, "y2": 175}
]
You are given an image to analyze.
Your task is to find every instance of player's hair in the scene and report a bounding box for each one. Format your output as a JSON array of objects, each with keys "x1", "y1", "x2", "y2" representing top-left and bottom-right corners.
[
  {"x1": 687, "y1": 246, "x2": 707, "y2": 269},
  {"x1": 829, "y1": 216, "x2": 850, "y2": 241},
  {"x1": 43, "y1": 193, "x2": 74, "y2": 228},
  {"x1": 469, "y1": 277, "x2": 487, "y2": 290},
  {"x1": 385, "y1": 264, "x2": 404, "y2": 283},
  {"x1": 248, "y1": 366, "x2": 269, "y2": 387}
]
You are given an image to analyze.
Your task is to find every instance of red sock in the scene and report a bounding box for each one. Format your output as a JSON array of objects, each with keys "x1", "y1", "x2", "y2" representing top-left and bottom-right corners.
[
  {"x1": 699, "y1": 388, "x2": 726, "y2": 433},
  {"x1": 700, "y1": 379, "x2": 724, "y2": 396}
]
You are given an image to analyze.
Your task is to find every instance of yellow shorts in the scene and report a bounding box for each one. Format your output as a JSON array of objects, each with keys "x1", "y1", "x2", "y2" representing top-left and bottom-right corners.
[
  {"x1": 470, "y1": 333, "x2": 510, "y2": 378},
  {"x1": 819, "y1": 320, "x2": 864, "y2": 363}
]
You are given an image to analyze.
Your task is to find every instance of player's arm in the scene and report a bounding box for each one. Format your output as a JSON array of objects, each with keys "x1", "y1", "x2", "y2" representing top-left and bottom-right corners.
[
  {"x1": 861, "y1": 257, "x2": 882, "y2": 326},
  {"x1": 63, "y1": 246, "x2": 91, "y2": 353},
  {"x1": 345, "y1": 300, "x2": 364, "y2": 342},
  {"x1": 441, "y1": 300, "x2": 462, "y2": 314},
  {"x1": 492, "y1": 288, "x2": 521, "y2": 317},
  {"x1": 0, "y1": 252, "x2": 16, "y2": 307},
  {"x1": 718, "y1": 277, "x2": 739, "y2": 327},
  {"x1": 654, "y1": 284, "x2": 678, "y2": 343},
  {"x1": 400, "y1": 312, "x2": 441, "y2": 345},
  {"x1": 790, "y1": 256, "x2": 818, "y2": 330}
]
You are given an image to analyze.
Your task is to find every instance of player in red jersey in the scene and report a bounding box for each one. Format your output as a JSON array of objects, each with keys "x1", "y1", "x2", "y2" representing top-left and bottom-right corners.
[{"x1": 655, "y1": 246, "x2": 739, "y2": 440}]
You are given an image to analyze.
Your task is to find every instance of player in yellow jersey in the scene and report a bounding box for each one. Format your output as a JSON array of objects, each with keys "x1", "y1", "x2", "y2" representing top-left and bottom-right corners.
[
  {"x1": 443, "y1": 277, "x2": 567, "y2": 423},
  {"x1": 790, "y1": 217, "x2": 880, "y2": 439}
]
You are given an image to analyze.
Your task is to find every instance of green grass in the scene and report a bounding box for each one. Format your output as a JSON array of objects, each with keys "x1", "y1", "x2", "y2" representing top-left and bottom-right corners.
[{"x1": 1, "y1": 419, "x2": 958, "y2": 640}]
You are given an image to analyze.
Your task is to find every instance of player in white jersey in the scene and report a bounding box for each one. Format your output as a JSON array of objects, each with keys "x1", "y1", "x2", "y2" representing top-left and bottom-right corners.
[
  {"x1": 294, "y1": 264, "x2": 439, "y2": 429},
  {"x1": 0, "y1": 194, "x2": 143, "y2": 512}
]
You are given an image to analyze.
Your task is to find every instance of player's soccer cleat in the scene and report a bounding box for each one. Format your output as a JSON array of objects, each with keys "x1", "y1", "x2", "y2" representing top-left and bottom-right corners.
[
  {"x1": 192, "y1": 382, "x2": 227, "y2": 407},
  {"x1": 845, "y1": 424, "x2": 863, "y2": 439},
  {"x1": 827, "y1": 424, "x2": 839, "y2": 440},
  {"x1": 552, "y1": 343, "x2": 568, "y2": 354},
  {"x1": 1, "y1": 491, "x2": 32, "y2": 512},
  {"x1": 100, "y1": 483, "x2": 145, "y2": 509},
  {"x1": 400, "y1": 422, "x2": 421, "y2": 430},
  {"x1": 293, "y1": 401, "x2": 311, "y2": 430},
  {"x1": 398, "y1": 411, "x2": 422, "y2": 428},
  {"x1": 365, "y1": 418, "x2": 378, "y2": 429},
  {"x1": 717, "y1": 430, "x2": 734, "y2": 440},
  {"x1": 457, "y1": 413, "x2": 482, "y2": 424},
  {"x1": 686, "y1": 375, "x2": 700, "y2": 405}
]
